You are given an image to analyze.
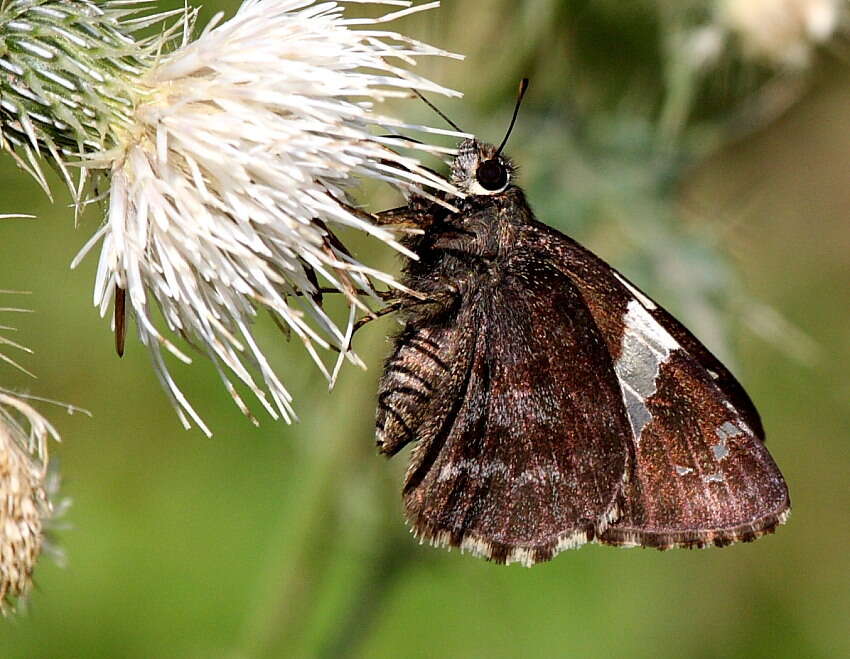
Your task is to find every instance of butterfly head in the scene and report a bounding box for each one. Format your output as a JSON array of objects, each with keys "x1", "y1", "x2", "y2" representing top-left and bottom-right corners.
[
  {"x1": 449, "y1": 80, "x2": 527, "y2": 198},
  {"x1": 451, "y1": 138, "x2": 515, "y2": 197}
]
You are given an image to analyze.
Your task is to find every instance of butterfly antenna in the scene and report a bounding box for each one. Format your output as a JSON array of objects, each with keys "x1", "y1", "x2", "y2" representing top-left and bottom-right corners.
[
  {"x1": 412, "y1": 89, "x2": 464, "y2": 133},
  {"x1": 496, "y1": 78, "x2": 529, "y2": 156}
]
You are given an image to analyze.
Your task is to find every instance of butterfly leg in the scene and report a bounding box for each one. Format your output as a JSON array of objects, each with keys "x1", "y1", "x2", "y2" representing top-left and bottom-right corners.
[
  {"x1": 352, "y1": 301, "x2": 404, "y2": 334},
  {"x1": 351, "y1": 287, "x2": 459, "y2": 337},
  {"x1": 331, "y1": 197, "x2": 436, "y2": 230},
  {"x1": 373, "y1": 205, "x2": 436, "y2": 229}
]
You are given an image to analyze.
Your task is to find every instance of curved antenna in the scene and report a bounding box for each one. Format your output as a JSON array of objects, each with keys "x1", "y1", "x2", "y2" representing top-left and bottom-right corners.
[
  {"x1": 496, "y1": 78, "x2": 530, "y2": 156},
  {"x1": 412, "y1": 89, "x2": 464, "y2": 133}
]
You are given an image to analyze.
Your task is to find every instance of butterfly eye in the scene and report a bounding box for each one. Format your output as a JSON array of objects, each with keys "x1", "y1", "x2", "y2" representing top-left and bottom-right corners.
[{"x1": 475, "y1": 159, "x2": 508, "y2": 192}]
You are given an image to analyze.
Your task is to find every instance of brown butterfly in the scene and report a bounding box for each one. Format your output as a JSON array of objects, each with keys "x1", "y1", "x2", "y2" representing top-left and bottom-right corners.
[{"x1": 372, "y1": 81, "x2": 789, "y2": 565}]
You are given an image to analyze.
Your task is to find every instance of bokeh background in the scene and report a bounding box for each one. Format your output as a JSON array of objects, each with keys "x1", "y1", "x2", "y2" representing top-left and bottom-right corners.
[{"x1": 1, "y1": 1, "x2": 848, "y2": 657}]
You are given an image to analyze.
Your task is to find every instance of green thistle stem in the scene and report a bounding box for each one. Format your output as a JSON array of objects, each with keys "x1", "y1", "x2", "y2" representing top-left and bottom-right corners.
[
  {"x1": 235, "y1": 321, "x2": 408, "y2": 658},
  {"x1": 236, "y1": 386, "x2": 373, "y2": 657}
]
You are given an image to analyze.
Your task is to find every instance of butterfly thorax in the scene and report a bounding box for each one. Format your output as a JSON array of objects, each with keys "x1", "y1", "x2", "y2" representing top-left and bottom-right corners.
[{"x1": 399, "y1": 139, "x2": 534, "y2": 320}]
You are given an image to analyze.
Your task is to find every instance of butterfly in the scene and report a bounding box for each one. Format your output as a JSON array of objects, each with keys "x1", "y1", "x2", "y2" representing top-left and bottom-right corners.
[{"x1": 372, "y1": 82, "x2": 789, "y2": 565}]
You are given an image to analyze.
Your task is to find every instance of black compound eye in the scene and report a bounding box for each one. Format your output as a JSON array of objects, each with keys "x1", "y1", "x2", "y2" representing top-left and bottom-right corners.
[{"x1": 475, "y1": 158, "x2": 508, "y2": 191}]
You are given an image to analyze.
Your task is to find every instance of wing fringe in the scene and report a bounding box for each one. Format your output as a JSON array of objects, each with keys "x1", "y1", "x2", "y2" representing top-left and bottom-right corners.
[
  {"x1": 600, "y1": 507, "x2": 790, "y2": 550},
  {"x1": 408, "y1": 499, "x2": 623, "y2": 567}
]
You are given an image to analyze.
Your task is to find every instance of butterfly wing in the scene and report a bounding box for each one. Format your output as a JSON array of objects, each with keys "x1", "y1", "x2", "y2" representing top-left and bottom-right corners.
[
  {"x1": 376, "y1": 255, "x2": 631, "y2": 565},
  {"x1": 530, "y1": 223, "x2": 790, "y2": 548}
]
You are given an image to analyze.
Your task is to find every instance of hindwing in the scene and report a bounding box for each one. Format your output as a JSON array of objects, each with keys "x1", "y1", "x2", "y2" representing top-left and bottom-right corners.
[{"x1": 376, "y1": 254, "x2": 631, "y2": 565}]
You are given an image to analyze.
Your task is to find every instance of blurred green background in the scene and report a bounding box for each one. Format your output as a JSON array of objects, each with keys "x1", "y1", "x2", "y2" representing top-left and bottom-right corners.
[{"x1": 1, "y1": 1, "x2": 848, "y2": 657}]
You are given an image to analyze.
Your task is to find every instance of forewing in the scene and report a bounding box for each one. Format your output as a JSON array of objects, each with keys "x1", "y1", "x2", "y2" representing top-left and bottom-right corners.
[
  {"x1": 380, "y1": 257, "x2": 630, "y2": 565},
  {"x1": 529, "y1": 223, "x2": 790, "y2": 548},
  {"x1": 602, "y1": 347, "x2": 788, "y2": 548}
]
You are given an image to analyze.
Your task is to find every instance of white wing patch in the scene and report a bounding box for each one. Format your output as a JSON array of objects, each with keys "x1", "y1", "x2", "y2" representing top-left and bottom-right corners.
[
  {"x1": 613, "y1": 299, "x2": 681, "y2": 443},
  {"x1": 613, "y1": 272, "x2": 657, "y2": 310},
  {"x1": 613, "y1": 296, "x2": 755, "y2": 462}
]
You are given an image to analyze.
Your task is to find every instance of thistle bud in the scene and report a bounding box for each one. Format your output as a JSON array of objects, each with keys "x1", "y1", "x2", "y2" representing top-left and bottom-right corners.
[{"x1": 719, "y1": 0, "x2": 841, "y2": 67}]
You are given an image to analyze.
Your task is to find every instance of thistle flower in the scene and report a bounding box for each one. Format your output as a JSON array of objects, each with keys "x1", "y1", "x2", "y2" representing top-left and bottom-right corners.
[
  {"x1": 1, "y1": 1, "x2": 463, "y2": 434},
  {"x1": 718, "y1": 0, "x2": 842, "y2": 67},
  {"x1": 0, "y1": 391, "x2": 60, "y2": 614},
  {"x1": 0, "y1": 290, "x2": 61, "y2": 615}
]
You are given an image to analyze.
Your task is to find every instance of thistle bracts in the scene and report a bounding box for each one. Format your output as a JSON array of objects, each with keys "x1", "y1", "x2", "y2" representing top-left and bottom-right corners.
[{"x1": 0, "y1": 0, "x2": 180, "y2": 194}]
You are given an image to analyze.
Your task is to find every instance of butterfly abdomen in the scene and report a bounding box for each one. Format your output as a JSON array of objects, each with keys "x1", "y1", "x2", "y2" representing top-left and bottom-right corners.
[{"x1": 376, "y1": 322, "x2": 469, "y2": 458}]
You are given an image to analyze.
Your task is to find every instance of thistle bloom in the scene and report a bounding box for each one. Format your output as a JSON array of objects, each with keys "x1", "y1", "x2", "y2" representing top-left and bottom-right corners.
[{"x1": 0, "y1": 1, "x2": 462, "y2": 434}]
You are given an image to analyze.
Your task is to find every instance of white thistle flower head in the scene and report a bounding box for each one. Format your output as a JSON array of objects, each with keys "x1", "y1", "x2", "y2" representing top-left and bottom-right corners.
[
  {"x1": 718, "y1": 0, "x2": 843, "y2": 67},
  {"x1": 1, "y1": 1, "x2": 464, "y2": 434},
  {"x1": 0, "y1": 290, "x2": 61, "y2": 615}
]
